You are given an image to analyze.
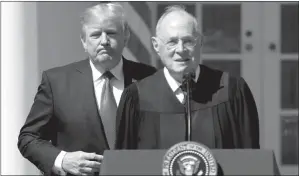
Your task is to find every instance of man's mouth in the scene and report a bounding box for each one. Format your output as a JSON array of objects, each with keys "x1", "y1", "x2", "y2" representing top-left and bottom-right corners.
[
  {"x1": 175, "y1": 58, "x2": 190, "y2": 62},
  {"x1": 98, "y1": 49, "x2": 108, "y2": 53}
]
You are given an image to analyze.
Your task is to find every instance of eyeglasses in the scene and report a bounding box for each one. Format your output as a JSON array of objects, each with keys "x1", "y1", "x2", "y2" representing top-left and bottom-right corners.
[{"x1": 157, "y1": 36, "x2": 199, "y2": 50}]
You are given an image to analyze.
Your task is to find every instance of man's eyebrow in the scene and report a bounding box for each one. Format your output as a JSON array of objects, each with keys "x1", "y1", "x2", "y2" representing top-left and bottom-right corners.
[
  {"x1": 90, "y1": 31, "x2": 102, "y2": 35},
  {"x1": 168, "y1": 37, "x2": 176, "y2": 40},
  {"x1": 104, "y1": 28, "x2": 118, "y2": 32}
]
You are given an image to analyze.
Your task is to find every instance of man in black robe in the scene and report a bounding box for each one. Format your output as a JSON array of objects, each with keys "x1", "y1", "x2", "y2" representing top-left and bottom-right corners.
[{"x1": 115, "y1": 5, "x2": 260, "y2": 150}]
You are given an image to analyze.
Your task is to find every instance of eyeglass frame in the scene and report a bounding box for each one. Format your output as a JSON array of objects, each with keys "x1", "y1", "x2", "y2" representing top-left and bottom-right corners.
[{"x1": 155, "y1": 35, "x2": 202, "y2": 50}]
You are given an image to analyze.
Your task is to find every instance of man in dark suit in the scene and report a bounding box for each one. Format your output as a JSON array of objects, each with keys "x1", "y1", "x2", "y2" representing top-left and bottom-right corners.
[
  {"x1": 17, "y1": 3, "x2": 156, "y2": 176},
  {"x1": 116, "y1": 5, "x2": 260, "y2": 150}
]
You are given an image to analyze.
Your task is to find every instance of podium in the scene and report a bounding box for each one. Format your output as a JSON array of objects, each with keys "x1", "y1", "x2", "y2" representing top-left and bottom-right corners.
[{"x1": 100, "y1": 149, "x2": 280, "y2": 175}]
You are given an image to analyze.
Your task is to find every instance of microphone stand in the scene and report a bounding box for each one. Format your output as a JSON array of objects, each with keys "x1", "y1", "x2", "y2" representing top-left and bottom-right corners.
[
  {"x1": 183, "y1": 73, "x2": 194, "y2": 141},
  {"x1": 186, "y1": 78, "x2": 192, "y2": 141}
]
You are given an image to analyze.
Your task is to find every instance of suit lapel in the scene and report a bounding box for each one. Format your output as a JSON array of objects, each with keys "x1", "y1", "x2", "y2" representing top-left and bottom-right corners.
[
  {"x1": 74, "y1": 58, "x2": 138, "y2": 149},
  {"x1": 74, "y1": 59, "x2": 109, "y2": 148}
]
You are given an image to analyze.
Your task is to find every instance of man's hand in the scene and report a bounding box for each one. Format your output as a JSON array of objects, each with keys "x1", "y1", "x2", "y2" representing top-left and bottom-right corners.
[{"x1": 62, "y1": 151, "x2": 103, "y2": 175}]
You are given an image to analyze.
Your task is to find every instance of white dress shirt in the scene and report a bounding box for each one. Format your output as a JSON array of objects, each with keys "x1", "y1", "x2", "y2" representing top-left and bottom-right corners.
[
  {"x1": 91, "y1": 58, "x2": 124, "y2": 107},
  {"x1": 52, "y1": 59, "x2": 124, "y2": 175},
  {"x1": 163, "y1": 66, "x2": 200, "y2": 104}
]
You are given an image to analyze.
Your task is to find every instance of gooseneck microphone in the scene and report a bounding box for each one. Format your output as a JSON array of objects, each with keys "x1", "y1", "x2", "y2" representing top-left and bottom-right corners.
[{"x1": 182, "y1": 68, "x2": 195, "y2": 141}]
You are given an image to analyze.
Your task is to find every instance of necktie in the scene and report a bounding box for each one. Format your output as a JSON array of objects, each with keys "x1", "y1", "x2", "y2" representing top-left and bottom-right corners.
[
  {"x1": 180, "y1": 79, "x2": 196, "y2": 105},
  {"x1": 181, "y1": 89, "x2": 187, "y2": 105},
  {"x1": 99, "y1": 71, "x2": 117, "y2": 149},
  {"x1": 176, "y1": 87, "x2": 187, "y2": 105}
]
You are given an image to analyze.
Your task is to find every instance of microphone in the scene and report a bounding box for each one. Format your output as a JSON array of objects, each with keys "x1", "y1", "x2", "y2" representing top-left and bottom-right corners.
[
  {"x1": 183, "y1": 69, "x2": 195, "y2": 82},
  {"x1": 181, "y1": 68, "x2": 195, "y2": 91},
  {"x1": 182, "y1": 68, "x2": 195, "y2": 141}
]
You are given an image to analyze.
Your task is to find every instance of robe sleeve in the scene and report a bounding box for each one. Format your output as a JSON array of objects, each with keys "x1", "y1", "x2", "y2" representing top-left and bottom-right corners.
[
  {"x1": 232, "y1": 77, "x2": 260, "y2": 149},
  {"x1": 115, "y1": 83, "x2": 140, "y2": 149}
]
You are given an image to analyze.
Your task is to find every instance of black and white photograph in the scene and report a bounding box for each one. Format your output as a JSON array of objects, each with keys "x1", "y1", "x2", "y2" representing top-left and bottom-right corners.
[{"x1": 1, "y1": 1, "x2": 298, "y2": 175}]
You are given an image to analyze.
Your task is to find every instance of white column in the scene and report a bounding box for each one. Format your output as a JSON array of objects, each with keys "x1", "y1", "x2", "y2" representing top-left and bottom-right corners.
[
  {"x1": 1, "y1": 2, "x2": 40, "y2": 175},
  {"x1": 241, "y1": 2, "x2": 264, "y2": 148}
]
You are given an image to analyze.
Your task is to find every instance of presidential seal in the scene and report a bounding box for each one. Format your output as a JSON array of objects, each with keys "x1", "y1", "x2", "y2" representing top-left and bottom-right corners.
[{"x1": 162, "y1": 141, "x2": 218, "y2": 176}]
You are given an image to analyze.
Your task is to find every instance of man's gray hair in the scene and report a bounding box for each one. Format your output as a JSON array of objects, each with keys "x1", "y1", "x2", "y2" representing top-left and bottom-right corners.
[
  {"x1": 155, "y1": 5, "x2": 201, "y2": 38},
  {"x1": 80, "y1": 2, "x2": 130, "y2": 41}
]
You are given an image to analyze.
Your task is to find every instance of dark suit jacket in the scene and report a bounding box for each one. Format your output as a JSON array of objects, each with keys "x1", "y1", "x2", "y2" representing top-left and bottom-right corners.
[{"x1": 17, "y1": 58, "x2": 156, "y2": 175}]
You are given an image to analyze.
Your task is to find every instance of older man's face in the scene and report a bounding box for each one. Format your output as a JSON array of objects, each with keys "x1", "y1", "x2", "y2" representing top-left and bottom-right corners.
[
  {"x1": 81, "y1": 16, "x2": 126, "y2": 70},
  {"x1": 152, "y1": 12, "x2": 200, "y2": 75}
]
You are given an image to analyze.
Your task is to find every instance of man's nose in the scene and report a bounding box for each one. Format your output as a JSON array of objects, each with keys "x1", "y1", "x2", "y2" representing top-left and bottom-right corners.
[
  {"x1": 100, "y1": 33, "x2": 109, "y2": 45},
  {"x1": 175, "y1": 40, "x2": 185, "y2": 53}
]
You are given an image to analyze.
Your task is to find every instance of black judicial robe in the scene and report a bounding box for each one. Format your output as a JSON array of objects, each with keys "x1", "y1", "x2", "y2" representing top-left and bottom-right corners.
[{"x1": 115, "y1": 65, "x2": 260, "y2": 149}]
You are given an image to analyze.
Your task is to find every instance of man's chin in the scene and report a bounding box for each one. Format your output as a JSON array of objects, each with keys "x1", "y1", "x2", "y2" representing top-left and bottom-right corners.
[
  {"x1": 92, "y1": 55, "x2": 112, "y2": 63},
  {"x1": 91, "y1": 55, "x2": 121, "y2": 70},
  {"x1": 172, "y1": 66, "x2": 189, "y2": 74},
  {"x1": 98, "y1": 55, "x2": 113, "y2": 61}
]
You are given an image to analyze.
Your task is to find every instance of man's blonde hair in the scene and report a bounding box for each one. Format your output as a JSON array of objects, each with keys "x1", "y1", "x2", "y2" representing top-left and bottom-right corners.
[{"x1": 80, "y1": 2, "x2": 130, "y2": 41}]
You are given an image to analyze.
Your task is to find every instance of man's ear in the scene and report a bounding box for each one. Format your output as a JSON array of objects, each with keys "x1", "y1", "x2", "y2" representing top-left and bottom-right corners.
[
  {"x1": 80, "y1": 36, "x2": 87, "y2": 52},
  {"x1": 124, "y1": 34, "x2": 130, "y2": 46},
  {"x1": 151, "y1": 37, "x2": 160, "y2": 55},
  {"x1": 124, "y1": 25, "x2": 130, "y2": 46}
]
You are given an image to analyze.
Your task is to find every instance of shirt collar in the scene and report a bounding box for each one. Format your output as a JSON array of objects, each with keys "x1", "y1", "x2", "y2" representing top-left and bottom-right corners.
[
  {"x1": 89, "y1": 58, "x2": 124, "y2": 82},
  {"x1": 163, "y1": 65, "x2": 200, "y2": 93}
]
